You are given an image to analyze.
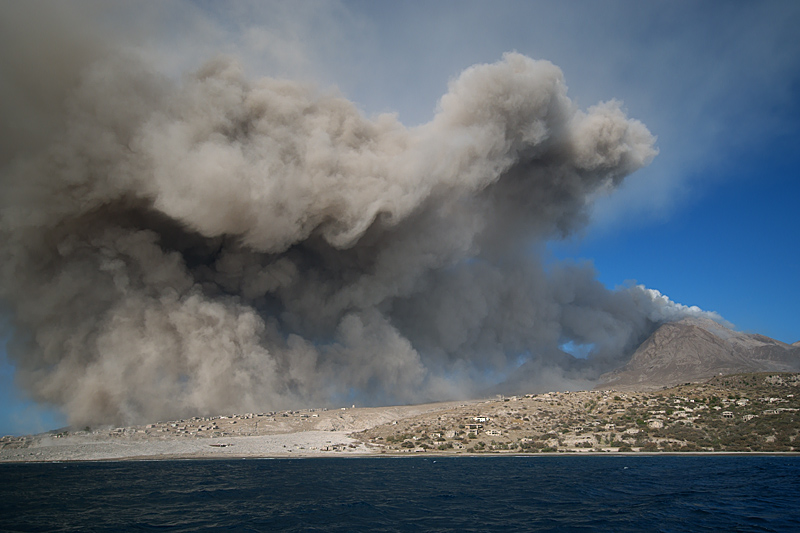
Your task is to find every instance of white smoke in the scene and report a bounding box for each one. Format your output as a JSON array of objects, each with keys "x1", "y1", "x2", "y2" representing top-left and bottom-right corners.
[{"x1": 0, "y1": 4, "x2": 721, "y2": 426}]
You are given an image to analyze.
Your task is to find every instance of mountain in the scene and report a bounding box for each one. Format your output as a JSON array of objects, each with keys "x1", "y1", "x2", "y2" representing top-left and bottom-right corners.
[{"x1": 597, "y1": 317, "x2": 800, "y2": 390}]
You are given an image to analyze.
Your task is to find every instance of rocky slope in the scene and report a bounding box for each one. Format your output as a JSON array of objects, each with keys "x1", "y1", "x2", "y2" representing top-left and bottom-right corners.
[
  {"x1": 5, "y1": 372, "x2": 799, "y2": 459},
  {"x1": 598, "y1": 318, "x2": 800, "y2": 390},
  {"x1": 354, "y1": 371, "x2": 800, "y2": 453}
]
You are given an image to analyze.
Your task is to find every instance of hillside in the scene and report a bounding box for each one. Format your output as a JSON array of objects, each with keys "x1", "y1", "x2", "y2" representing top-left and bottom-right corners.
[
  {"x1": 354, "y1": 372, "x2": 800, "y2": 453},
  {"x1": 3, "y1": 372, "x2": 798, "y2": 460},
  {"x1": 597, "y1": 318, "x2": 800, "y2": 390}
]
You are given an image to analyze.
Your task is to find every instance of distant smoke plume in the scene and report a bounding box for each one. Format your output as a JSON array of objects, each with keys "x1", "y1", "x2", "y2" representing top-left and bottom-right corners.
[{"x1": 0, "y1": 5, "x2": 719, "y2": 426}]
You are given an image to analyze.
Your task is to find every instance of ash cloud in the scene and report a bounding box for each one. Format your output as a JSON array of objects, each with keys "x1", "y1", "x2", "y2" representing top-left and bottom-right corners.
[{"x1": 0, "y1": 6, "x2": 719, "y2": 426}]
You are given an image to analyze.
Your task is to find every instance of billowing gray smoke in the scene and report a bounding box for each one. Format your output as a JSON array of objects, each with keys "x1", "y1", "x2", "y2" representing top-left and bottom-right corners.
[{"x1": 0, "y1": 9, "x2": 718, "y2": 426}]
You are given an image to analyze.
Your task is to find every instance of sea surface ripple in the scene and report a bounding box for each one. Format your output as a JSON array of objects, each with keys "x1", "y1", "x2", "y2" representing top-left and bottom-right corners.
[{"x1": 1, "y1": 456, "x2": 799, "y2": 532}]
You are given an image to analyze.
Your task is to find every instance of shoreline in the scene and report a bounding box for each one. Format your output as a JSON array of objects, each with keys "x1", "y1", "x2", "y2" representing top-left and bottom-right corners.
[
  {"x1": 3, "y1": 373, "x2": 798, "y2": 462},
  {"x1": 3, "y1": 433, "x2": 799, "y2": 465},
  {"x1": 4, "y1": 451, "x2": 800, "y2": 464},
  {"x1": 0, "y1": 430, "x2": 373, "y2": 463}
]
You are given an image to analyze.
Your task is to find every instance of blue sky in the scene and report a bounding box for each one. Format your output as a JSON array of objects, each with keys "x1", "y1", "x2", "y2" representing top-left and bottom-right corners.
[
  {"x1": 1, "y1": 0, "x2": 798, "y2": 435},
  {"x1": 339, "y1": 0, "x2": 800, "y2": 345}
]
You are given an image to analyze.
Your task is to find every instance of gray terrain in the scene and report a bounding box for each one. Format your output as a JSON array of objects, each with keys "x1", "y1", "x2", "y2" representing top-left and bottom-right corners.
[{"x1": 598, "y1": 318, "x2": 800, "y2": 390}]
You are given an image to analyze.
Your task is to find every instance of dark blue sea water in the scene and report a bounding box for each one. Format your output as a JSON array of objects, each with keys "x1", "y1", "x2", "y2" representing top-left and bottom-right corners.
[{"x1": 1, "y1": 456, "x2": 799, "y2": 532}]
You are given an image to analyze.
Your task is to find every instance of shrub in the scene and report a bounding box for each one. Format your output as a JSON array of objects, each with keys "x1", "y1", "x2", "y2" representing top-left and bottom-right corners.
[{"x1": 641, "y1": 441, "x2": 659, "y2": 452}]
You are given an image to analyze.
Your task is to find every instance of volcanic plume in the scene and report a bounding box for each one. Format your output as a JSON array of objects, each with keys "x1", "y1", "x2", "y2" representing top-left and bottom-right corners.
[{"x1": 0, "y1": 8, "x2": 721, "y2": 426}]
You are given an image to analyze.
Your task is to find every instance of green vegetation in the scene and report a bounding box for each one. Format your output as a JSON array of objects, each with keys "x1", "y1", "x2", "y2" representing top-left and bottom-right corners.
[{"x1": 351, "y1": 372, "x2": 800, "y2": 455}]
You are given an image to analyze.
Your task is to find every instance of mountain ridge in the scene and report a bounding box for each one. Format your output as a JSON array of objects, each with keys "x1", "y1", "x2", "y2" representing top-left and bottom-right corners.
[{"x1": 597, "y1": 317, "x2": 800, "y2": 390}]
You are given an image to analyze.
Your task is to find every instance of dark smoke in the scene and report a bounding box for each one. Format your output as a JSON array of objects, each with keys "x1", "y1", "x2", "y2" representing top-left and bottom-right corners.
[{"x1": 0, "y1": 4, "x2": 720, "y2": 426}]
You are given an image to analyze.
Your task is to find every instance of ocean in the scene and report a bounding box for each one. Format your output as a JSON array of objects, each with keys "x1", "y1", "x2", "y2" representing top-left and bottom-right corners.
[{"x1": 1, "y1": 455, "x2": 799, "y2": 532}]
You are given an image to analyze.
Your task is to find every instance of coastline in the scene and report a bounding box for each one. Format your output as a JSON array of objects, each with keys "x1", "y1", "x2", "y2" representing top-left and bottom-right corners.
[
  {"x1": 0, "y1": 431, "x2": 372, "y2": 463},
  {"x1": 0, "y1": 399, "x2": 481, "y2": 463},
  {"x1": 4, "y1": 444, "x2": 799, "y2": 464},
  {"x1": 2, "y1": 426, "x2": 799, "y2": 464},
  {"x1": 3, "y1": 372, "x2": 798, "y2": 462}
]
